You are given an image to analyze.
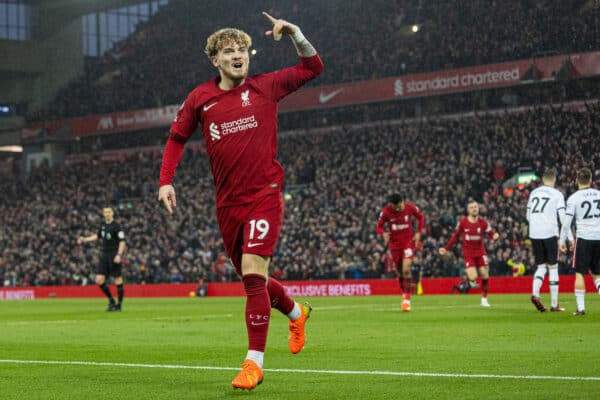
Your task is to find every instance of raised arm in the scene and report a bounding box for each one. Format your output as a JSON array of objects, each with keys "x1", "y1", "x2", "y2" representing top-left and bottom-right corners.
[
  {"x1": 259, "y1": 13, "x2": 324, "y2": 101},
  {"x1": 262, "y1": 12, "x2": 317, "y2": 57}
]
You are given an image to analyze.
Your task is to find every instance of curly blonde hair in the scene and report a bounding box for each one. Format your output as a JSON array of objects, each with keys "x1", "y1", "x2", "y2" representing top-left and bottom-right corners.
[{"x1": 204, "y1": 28, "x2": 252, "y2": 58}]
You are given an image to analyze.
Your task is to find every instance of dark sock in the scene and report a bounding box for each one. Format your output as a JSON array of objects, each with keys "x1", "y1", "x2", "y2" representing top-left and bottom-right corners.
[
  {"x1": 99, "y1": 283, "x2": 115, "y2": 303},
  {"x1": 117, "y1": 284, "x2": 124, "y2": 304},
  {"x1": 267, "y1": 278, "x2": 295, "y2": 315}
]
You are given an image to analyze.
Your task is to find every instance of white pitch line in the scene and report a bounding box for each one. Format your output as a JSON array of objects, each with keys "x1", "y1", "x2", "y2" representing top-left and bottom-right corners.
[
  {"x1": 0, "y1": 314, "x2": 234, "y2": 326},
  {"x1": 0, "y1": 359, "x2": 598, "y2": 381},
  {"x1": 315, "y1": 304, "x2": 482, "y2": 311}
]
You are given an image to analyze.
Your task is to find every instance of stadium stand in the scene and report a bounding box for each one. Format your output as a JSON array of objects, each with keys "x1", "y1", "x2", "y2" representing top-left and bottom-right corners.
[
  {"x1": 2, "y1": 104, "x2": 599, "y2": 286},
  {"x1": 28, "y1": 0, "x2": 599, "y2": 121},
  {"x1": 2, "y1": 1, "x2": 599, "y2": 287}
]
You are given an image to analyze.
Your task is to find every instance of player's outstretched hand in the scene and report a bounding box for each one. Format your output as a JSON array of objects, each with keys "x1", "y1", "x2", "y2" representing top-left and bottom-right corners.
[
  {"x1": 158, "y1": 184, "x2": 177, "y2": 215},
  {"x1": 262, "y1": 11, "x2": 298, "y2": 41},
  {"x1": 492, "y1": 232, "x2": 500, "y2": 240},
  {"x1": 438, "y1": 248, "x2": 447, "y2": 256}
]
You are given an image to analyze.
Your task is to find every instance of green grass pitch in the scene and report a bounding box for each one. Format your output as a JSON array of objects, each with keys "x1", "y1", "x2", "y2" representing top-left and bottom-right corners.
[{"x1": 1, "y1": 294, "x2": 599, "y2": 399}]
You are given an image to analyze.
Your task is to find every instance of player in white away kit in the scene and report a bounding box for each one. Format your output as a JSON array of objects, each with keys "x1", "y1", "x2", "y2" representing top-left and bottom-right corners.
[
  {"x1": 526, "y1": 167, "x2": 571, "y2": 312},
  {"x1": 559, "y1": 168, "x2": 600, "y2": 316}
]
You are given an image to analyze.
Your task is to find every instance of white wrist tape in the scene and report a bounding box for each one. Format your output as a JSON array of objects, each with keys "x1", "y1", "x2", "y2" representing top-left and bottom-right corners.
[{"x1": 290, "y1": 28, "x2": 306, "y2": 44}]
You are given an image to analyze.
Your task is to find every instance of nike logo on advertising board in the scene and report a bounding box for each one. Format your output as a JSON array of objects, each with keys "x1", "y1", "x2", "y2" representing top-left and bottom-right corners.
[
  {"x1": 203, "y1": 102, "x2": 218, "y2": 111},
  {"x1": 247, "y1": 242, "x2": 264, "y2": 248},
  {"x1": 318, "y1": 89, "x2": 344, "y2": 103}
]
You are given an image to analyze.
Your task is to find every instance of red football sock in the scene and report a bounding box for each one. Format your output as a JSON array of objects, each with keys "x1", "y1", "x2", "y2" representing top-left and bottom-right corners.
[
  {"x1": 267, "y1": 277, "x2": 295, "y2": 315},
  {"x1": 398, "y1": 276, "x2": 404, "y2": 295},
  {"x1": 243, "y1": 274, "x2": 271, "y2": 352},
  {"x1": 481, "y1": 279, "x2": 489, "y2": 298},
  {"x1": 403, "y1": 276, "x2": 412, "y2": 300}
]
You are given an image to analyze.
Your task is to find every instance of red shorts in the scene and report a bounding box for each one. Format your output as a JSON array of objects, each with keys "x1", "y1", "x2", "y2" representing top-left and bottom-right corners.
[
  {"x1": 464, "y1": 254, "x2": 489, "y2": 269},
  {"x1": 216, "y1": 193, "x2": 283, "y2": 274},
  {"x1": 390, "y1": 242, "x2": 415, "y2": 264}
]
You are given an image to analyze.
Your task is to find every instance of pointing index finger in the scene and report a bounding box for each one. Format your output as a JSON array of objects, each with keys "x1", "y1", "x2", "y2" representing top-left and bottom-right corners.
[{"x1": 262, "y1": 11, "x2": 277, "y2": 24}]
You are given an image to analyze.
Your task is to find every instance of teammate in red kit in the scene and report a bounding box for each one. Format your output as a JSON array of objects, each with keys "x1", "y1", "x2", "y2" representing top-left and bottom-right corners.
[
  {"x1": 157, "y1": 13, "x2": 323, "y2": 391},
  {"x1": 376, "y1": 194, "x2": 424, "y2": 312},
  {"x1": 439, "y1": 200, "x2": 499, "y2": 307}
]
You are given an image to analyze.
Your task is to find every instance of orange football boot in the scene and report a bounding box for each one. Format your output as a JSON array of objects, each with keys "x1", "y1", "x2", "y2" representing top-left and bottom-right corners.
[
  {"x1": 289, "y1": 302, "x2": 312, "y2": 354},
  {"x1": 401, "y1": 299, "x2": 411, "y2": 312},
  {"x1": 231, "y1": 359, "x2": 263, "y2": 390}
]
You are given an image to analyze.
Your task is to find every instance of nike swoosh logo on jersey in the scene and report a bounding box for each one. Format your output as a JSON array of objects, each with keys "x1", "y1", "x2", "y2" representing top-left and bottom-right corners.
[
  {"x1": 247, "y1": 242, "x2": 264, "y2": 248},
  {"x1": 250, "y1": 321, "x2": 268, "y2": 326},
  {"x1": 318, "y1": 89, "x2": 343, "y2": 103},
  {"x1": 203, "y1": 102, "x2": 218, "y2": 111}
]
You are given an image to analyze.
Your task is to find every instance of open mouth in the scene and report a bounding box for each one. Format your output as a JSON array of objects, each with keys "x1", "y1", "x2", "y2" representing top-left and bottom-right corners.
[{"x1": 233, "y1": 62, "x2": 243, "y2": 70}]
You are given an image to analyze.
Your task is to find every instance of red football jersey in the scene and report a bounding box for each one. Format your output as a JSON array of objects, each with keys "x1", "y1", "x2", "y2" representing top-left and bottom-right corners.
[
  {"x1": 376, "y1": 202, "x2": 424, "y2": 249},
  {"x1": 444, "y1": 216, "x2": 496, "y2": 257},
  {"x1": 160, "y1": 55, "x2": 323, "y2": 207}
]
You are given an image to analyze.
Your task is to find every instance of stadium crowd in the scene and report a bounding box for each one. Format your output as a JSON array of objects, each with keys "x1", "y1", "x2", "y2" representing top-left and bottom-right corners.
[
  {"x1": 28, "y1": 0, "x2": 599, "y2": 121},
  {"x1": 2, "y1": 104, "x2": 599, "y2": 287}
]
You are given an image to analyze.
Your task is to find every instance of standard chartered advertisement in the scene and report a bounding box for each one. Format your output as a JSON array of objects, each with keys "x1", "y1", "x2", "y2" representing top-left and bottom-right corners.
[{"x1": 395, "y1": 66, "x2": 521, "y2": 97}]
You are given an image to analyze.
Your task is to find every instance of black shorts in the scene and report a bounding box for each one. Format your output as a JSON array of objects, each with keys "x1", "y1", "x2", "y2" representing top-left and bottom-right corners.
[
  {"x1": 97, "y1": 252, "x2": 123, "y2": 277},
  {"x1": 573, "y1": 239, "x2": 600, "y2": 275},
  {"x1": 531, "y1": 237, "x2": 558, "y2": 265}
]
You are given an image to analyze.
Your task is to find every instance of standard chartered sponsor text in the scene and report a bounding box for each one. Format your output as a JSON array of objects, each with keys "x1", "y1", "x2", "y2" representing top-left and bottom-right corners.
[
  {"x1": 220, "y1": 115, "x2": 258, "y2": 135},
  {"x1": 399, "y1": 67, "x2": 520, "y2": 95}
]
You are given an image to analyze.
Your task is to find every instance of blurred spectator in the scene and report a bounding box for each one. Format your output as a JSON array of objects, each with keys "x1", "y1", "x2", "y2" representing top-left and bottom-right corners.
[
  {"x1": 28, "y1": 0, "x2": 600, "y2": 121},
  {"x1": 3, "y1": 104, "x2": 599, "y2": 286}
]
